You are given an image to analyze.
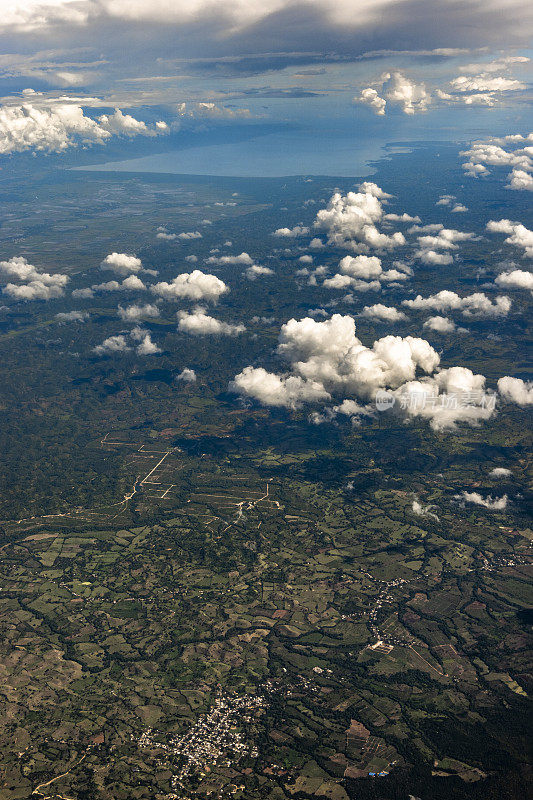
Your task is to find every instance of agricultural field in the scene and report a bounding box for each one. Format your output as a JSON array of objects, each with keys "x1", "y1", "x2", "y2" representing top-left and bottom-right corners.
[{"x1": 0, "y1": 143, "x2": 531, "y2": 800}]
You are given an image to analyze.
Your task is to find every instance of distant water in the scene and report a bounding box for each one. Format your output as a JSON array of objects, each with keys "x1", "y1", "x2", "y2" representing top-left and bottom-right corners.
[{"x1": 76, "y1": 130, "x2": 412, "y2": 178}]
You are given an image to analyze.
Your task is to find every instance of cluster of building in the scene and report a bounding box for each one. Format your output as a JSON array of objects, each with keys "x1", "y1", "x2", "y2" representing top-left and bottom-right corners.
[
  {"x1": 368, "y1": 578, "x2": 410, "y2": 647},
  {"x1": 479, "y1": 552, "x2": 527, "y2": 571},
  {"x1": 138, "y1": 691, "x2": 265, "y2": 796}
]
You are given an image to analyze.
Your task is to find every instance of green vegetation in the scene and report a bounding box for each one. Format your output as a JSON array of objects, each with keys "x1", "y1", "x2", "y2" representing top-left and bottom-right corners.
[{"x1": 0, "y1": 146, "x2": 531, "y2": 799}]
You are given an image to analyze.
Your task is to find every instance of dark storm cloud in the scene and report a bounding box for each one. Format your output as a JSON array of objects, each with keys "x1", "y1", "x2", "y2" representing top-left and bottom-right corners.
[{"x1": 2, "y1": 0, "x2": 532, "y2": 83}]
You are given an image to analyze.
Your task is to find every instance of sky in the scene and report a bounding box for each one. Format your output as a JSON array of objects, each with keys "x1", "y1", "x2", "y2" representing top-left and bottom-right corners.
[{"x1": 0, "y1": 0, "x2": 532, "y2": 174}]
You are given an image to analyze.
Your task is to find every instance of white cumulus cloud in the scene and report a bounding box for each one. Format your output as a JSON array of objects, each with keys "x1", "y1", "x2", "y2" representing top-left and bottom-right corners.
[
  {"x1": 495, "y1": 268, "x2": 533, "y2": 290},
  {"x1": 461, "y1": 133, "x2": 533, "y2": 190},
  {"x1": 176, "y1": 367, "x2": 197, "y2": 382},
  {"x1": 231, "y1": 313, "x2": 501, "y2": 430},
  {"x1": 487, "y1": 219, "x2": 533, "y2": 258},
  {"x1": 230, "y1": 366, "x2": 330, "y2": 409},
  {"x1": 117, "y1": 303, "x2": 160, "y2": 321},
  {"x1": 151, "y1": 270, "x2": 228, "y2": 302},
  {"x1": 55, "y1": 310, "x2": 88, "y2": 322},
  {"x1": 178, "y1": 307, "x2": 245, "y2": 335},
  {"x1": 0, "y1": 101, "x2": 166, "y2": 155},
  {"x1": 489, "y1": 467, "x2": 512, "y2": 478},
  {"x1": 360, "y1": 303, "x2": 407, "y2": 322},
  {"x1": 356, "y1": 71, "x2": 430, "y2": 116},
  {"x1": 456, "y1": 491, "x2": 508, "y2": 510},
  {"x1": 245, "y1": 264, "x2": 274, "y2": 280},
  {"x1": 206, "y1": 252, "x2": 253, "y2": 266},
  {"x1": 273, "y1": 225, "x2": 310, "y2": 237},
  {"x1": 423, "y1": 315, "x2": 456, "y2": 333},
  {"x1": 403, "y1": 290, "x2": 511, "y2": 317},
  {"x1": 314, "y1": 182, "x2": 406, "y2": 252},
  {"x1": 497, "y1": 376, "x2": 533, "y2": 406},
  {"x1": 93, "y1": 334, "x2": 130, "y2": 355},
  {"x1": 0, "y1": 255, "x2": 68, "y2": 300},
  {"x1": 101, "y1": 252, "x2": 142, "y2": 276}
]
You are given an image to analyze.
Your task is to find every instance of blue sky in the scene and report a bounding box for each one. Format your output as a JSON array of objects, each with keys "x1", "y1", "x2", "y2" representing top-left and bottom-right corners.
[{"x1": 0, "y1": 1, "x2": 531, "y2": 174}]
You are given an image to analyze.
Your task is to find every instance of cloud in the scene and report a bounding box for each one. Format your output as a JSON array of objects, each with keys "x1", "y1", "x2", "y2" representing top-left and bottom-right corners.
[
  {"x1": 507, "y1": 168, "x2": 533, "y2": 191},
  {"x1": 381, "y1": 268, "x2": 409, "y2": 282},
  {"x1": 360, "y1": 303, "x2": 407, "y2": 322},
  {"x1": 338, "y1": 254, "x2": 383, "y2": 279},
  {"x1": 120, "y1": 275, "x2": 146, "y2": 290},
  {"x1": 489, "y1": 467, "x2": 512, "y2": 478},
  {"x1": 71, "y1": 287, "x2": 95, "y2": 299},
  {"x1": 413, "y1": 227, "x2": 475, "y2": 265},
  {"x1": 415, "y1": 250, "x2": 454, "y2": 266},
  {"x1": 230, "y1": 313, "x2": 497, "y2": 430},
  {"x1": 314, "y1": 182, "x2": 406, "y2": 252},
  {"x1": 176, "y1": 101, "x2": 251, "y2": 120},
  {"x1": 495, "y1": 268, "x2": 533, "y2": 290},
  {"x1": 322, "y1": 274, "x2": 381, "y2": 291},
  {"x1": 435, "y1": 57, "x2": 529, "y2": 108},
  {"x1": 384, "y1": 212, "x2": 421, "y2": 223},
  {"x1": 100, "y1": 252, "x2": 142, "y2": 275},
  {"x1": 486, "y1": 219, "x2": 533, "y2": 258},
  {"x1": 117, "y1": 303, "x2": 160, "y2": 321},
  {"x1": 435, "y1": 197, "x2": 469, "y2": 213},
  {"x1": 392, "y1": 366, "x2": 496, "y2": 430},
  {"x1": 323, "y1": 254, "x2": 405, "y2": 292},
  {"x1": 83, "y1": 274, "x2": 147, "y2": 294},
  {"x1": 497, "y1": 376, "x2": 533, "y2": 406},
  {"x1": 176, "y1": 367, "x2": 197, "y2": 382},
  {"x1": 455, "y1": 92, "x2": 500, "y2": 106},
  {"x1": 0, "y1": 255, "x2": 44, "y2": 282},
  {"x1": 323, "y1": 262, "x2": 408, "y2": 290},
  {"x1": 93, "y1": 334, "x2": 130, "y2": 355},
  {"x1": 423, "y1": 315, "x2": 456, "y2": 333},
  {"x1": 244, "y1": 264, "x2": 274, "y2": 280},
  {"x1": 403, "y1": 290, "x2": 511, "y2": 317},
  {"x1": 408, "y1": 223, "x2": 444, "y2": 233},
  {"x1": 5, "y1": 0, "x2": 532, "y2": 53},
  {"x1": 331, "y1": 398, "x2": 374, "y2": 420},
  {"x1": 94, "y1": 326, "x2": 161, "y2": 355},
  {"x1": 354, "y1": 86, "x2": 387, "y2": 117},
  {"x1": 412, "y1": 498, "x2": 439, "y2": 521},
  {"x1": 239, "y1": 314, "x2": 439, "y2": 400},
  {"x1": 176, "y1": 230, "x2": 202, "y2": 240},
  {"x1": 456, "y1": 491, "x2": 508, "y2": 510},
  {"x1": 461, "y1": 134, "x2": 533, "y2": 189},
  {"x1": 451, "y1": 75, "x2": 525, "y2": 93},
  {"x1": 178, "y1": 307, "x2": 245, "y2": 335},
  {"x1": 0, "y1": 101, "x2": 166, "y2": 155},
  {"x1": 0, "y1": 255, "x2": 68, "y2": 300},
  {"x1": 273, "y1": 225, "x2": 310, "y2": 237},
  {"x1": 459, "y1": 56, "x2": 530, "y2": 74},
  {"x1": 356, "y1": 71, "x2": 430, "y2": 115},
  {"x1": 229, "y1": 366, "x2": 330, "y2": 409},
  {"x1": 308, "y1": 399, "x2": 371, "y2": 426},
  {"x1": 381, "y1": 71, "x2": 430, "y2": 114},
  {"x1": 130, "y1": 326, "x2": 162, "y2": 355},
  {"x1": 4, "y1": 280, "x2": 64, "y2": 300},
  {"x1": 206, "y1": 252, "x2": 254, "y2": 265},
  {"x1": 278, "y1": 315, "x2": 440, "y2": 395},
  {"x1": 357, "y1": 87, "x2": 386, "y2": 115},
  {"x1": 151, "y1": 270, "x2": 228, "y2": 302},
  {"x1": 55, "y1": 310, "x2": 88, "y2": 321},
  {"x1": 156, "y1": 227, "x2": 202, "y2": 241}
]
